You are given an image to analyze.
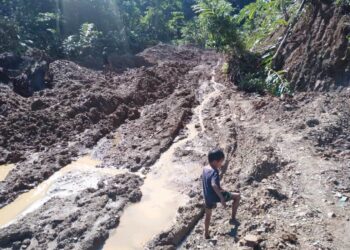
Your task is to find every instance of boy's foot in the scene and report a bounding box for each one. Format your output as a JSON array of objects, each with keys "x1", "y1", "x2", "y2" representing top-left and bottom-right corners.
[{"x1": 229, "y1": 218, "x2": 240, "y2": 226}]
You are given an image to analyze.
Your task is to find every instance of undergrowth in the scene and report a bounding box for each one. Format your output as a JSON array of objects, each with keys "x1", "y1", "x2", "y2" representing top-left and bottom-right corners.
[{"x1": 237, "y1": 51, "x2": 292, "y2": 96}]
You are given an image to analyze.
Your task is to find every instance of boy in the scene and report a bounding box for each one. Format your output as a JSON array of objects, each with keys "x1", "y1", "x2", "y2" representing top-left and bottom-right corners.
[{"x1": 202, "y1": 148, "x2": 240, "y2": 239}]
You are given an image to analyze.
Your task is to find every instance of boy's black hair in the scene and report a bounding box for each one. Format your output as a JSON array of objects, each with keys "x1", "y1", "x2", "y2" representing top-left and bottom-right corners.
[{"x1": 208, "y1": 148, "x2": 225, "y2": 163}]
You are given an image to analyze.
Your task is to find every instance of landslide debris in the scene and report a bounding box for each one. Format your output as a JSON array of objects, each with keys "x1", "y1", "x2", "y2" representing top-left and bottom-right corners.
[{"x1": 0, "y1": 44, "x2": 206, "y2": 207}]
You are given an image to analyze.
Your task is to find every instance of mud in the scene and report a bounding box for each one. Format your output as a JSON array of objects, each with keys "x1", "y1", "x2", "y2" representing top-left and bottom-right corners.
[
  {"x1": 0, "y1": 174, "x2": 143, "y2": 250},
  {"x1": 0, "y1": 44, "x2": 203, "y2": 207},
  {"x1": 0, "y1": 156, "x2": 131, "y2": 227},
  {"x1": 176, "y1": 90, "x2": 350, "y2": 250},
  {"x1": 0, "y1": 164, "x2": 13, "y2": 181},
  {"x1": 0, "y1": 43, "x2": 350, "y2": 250}
]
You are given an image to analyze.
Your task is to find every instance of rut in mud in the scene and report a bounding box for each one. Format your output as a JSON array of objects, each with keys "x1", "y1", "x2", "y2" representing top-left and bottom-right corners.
[
  {"x1": 0, "y1": 44, "x2": 350, "y2": 250},
  {"x1": 0, "y1": 45, "x2": 230, "y2": 250}
]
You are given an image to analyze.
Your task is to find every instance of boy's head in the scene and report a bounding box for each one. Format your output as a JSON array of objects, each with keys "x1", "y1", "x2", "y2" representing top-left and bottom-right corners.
[{"x1": 208, "y1": 148, "x2": 225, "y2": 169}]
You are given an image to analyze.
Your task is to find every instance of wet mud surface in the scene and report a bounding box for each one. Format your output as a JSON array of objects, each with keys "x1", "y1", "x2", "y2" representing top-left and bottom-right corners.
[{"x1": 0, "y1": 44, "x2": 350, "y2": 250}]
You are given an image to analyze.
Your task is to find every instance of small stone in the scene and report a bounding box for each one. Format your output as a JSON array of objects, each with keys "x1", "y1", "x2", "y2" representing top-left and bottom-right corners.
[
  {"x1": 257, "y1": 227, "x2": 266, "y2": 233},
  {"x1": 22, "y1": 239, "x2": 31, "y2": 246},
  {"x1": 281, "y1": 233, "x2": 298, "y2": 244},
  {"x1": 328, "y1": 212, "x2": 336, "y2": 218},
  {"x1": 306, "y1": 118, "x2": 320, "y2": 127},
  {"x1": 340, "y1": 196, "x2": 348, "y2": 202},
  {"x1": 244, "y1": 234, "x2": 259, "y2": 246},
  {"x1": 335, "y1": 192, "x2": 342, "y2": 198}
]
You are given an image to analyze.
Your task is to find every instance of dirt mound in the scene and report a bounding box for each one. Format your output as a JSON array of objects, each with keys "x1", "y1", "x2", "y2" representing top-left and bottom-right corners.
[{"x1": 274, "y1": 0, "x2": 350, "y2": 91}]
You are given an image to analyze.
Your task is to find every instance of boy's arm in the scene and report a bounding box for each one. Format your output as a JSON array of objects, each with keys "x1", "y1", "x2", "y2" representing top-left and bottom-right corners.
[{"x1": 212, "y1": 181, "x2": 227, "y2": 208}]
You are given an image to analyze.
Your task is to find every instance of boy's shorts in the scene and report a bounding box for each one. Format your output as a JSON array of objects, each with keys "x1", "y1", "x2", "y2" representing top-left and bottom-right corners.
[{"x1": 205, "y1": 191, "x2": 233, "y2": 209}]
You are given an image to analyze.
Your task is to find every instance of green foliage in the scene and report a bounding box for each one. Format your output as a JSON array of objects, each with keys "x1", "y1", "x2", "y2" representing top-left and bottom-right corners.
[
  {"x1": 239, "y1": 69, "x2": 291, "y2": 96},
  {"x1": 239, "y1": 72, "x2": 267, "y2": 94},
  {"x1": 189, "y1": 0, "x2": 241, "y2": 51},
  {"x1": 238, "y1": 51, "x2": 292, "y2": 96},
  {"x1": 235, "y1": 0, "x2": 294, "y2": 49},
  {"x1": 180, "y1": 19, "x2": 206, "y2": 46},
  {"x1": 221, "y1": 62, "x2": 229, "y2": 74},
  {"x1": 265, "y1": 69, "x2": 291, "y2": 96},
  {"x1": 0, "y1": 17, "x2": 22, "y2": 53},
  {"x1": 335, "y1": 0, "x2": 350, "y2": 6},
  {"x1": 62, "y1": 23, "x2": 102, "y2": 58},
  {"x1": 0, "y1": 0, "x2": 191, "y2": 57}
]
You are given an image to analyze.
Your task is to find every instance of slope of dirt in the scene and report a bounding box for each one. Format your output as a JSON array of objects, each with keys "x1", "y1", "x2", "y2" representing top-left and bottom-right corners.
[
  {"x1": 274, "y1": 0, "x2": 350, "y2": 91},
  {"x1": 155, "y1": 88, "x2": 350, "y2": 250}
]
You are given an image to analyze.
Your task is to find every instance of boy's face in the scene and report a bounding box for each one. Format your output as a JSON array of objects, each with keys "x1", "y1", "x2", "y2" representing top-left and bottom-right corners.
[{"x1": 212, "y1": 159, "x2": 225, "y2": 169}]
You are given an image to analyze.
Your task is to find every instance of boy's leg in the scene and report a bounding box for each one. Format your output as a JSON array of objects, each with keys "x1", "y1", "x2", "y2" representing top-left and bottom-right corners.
[
  {"x1": 231, "y1": 192, "x2": 240, "y2": 219},
  {"x1": 204, "y1": 208, "x2": 212, "y2": 238}
]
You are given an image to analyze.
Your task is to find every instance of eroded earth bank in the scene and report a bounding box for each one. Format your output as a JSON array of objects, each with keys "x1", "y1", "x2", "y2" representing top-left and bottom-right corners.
[{"x1": 0, "y1": 44, "x2": 349, "y2": 250}]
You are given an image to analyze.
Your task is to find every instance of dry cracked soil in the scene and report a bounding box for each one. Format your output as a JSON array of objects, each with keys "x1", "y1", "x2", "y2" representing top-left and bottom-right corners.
[{"x1": 0, "y1": 44, "x2": 349, "y2": 250}]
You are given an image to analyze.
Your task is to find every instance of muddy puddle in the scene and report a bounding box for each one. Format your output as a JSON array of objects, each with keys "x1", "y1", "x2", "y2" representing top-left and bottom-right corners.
[
  {"x1": 103, "y1": 122, "x2": 200, "y2": 250},
  {"x1": 103, "y1": 72, "x2": 222, "y2": 250},
  {"x1": 0, "y1": 164, "x2": 14, "y2": 181},
  {"x1": 0, "y1": 156, "x2": 130, "y2": 228}
]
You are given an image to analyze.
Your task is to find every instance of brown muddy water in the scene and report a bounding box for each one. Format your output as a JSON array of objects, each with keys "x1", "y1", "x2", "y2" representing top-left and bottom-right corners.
[
  {"x1": 0, "y1": 164, "x2": 14, "y2": 182},
  {"x1": 0, "y1": 156, "x2": 130, "y2": 228},
  {"x1": 103, "y1": 73, "x2": 223, "y2": 250},
  {"x1": 103, "y1": 122, "x2": 201, "y2": 250}
]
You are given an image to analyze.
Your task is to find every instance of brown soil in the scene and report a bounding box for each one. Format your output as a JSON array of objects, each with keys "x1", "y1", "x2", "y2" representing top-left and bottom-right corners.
[
  {"x1": 274, "y1": 0, "x2": 350, "y2": 91},
  {"x1": 0, "y1": 43, "x2": 349, "y2": 250}
]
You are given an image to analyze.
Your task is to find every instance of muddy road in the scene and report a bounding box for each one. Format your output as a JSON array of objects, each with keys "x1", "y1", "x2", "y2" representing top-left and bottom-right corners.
[{"x1": 0, "y1": 44, "x2": 350, "y2": 250}]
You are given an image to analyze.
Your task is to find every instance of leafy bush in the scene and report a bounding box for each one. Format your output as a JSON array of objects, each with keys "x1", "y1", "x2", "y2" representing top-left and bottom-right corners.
[
  {"x1": 188, "y1": 0, "x2": 242, "y2": 51},
  {"x1": 336, "y1": 0, "x2": 350, "y2": 6},
  {"x1": 265, "y1": 69, "x2": 291, "y2": 96},
  {"x1": 221, "y1": 62, "x2": 229, "y2": 74},
  {"x1": 62, "y1": 23, "x2": 102, "y2": 58},
  {"x1": 237, "y1": 51, "x2": 292, "y2": 96},
  {"x1": 180, "y1": 19, "x2": 206, "y2": 46},
  {"x1": 239, "y1": 72, "x2": 267, "y2": 94},
  {"x1": 235, "y1": 0, "x2": 294, "y2": 49},
  {"x1": 0, "y1": 17, "x2": 21, "y2": 53}
]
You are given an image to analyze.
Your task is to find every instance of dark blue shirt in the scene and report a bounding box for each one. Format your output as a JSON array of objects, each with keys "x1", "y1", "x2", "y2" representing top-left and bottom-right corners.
[{"x1": 202, "y1": 166, "x2": 221, "y2": 204}]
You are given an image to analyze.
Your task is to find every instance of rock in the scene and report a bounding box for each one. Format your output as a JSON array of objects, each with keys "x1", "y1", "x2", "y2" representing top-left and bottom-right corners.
[
  {"x1": 306, "y1": 118, "x2": 320, "y2": 127},
  {"x1": 283, "y1": 104, "x2": 295, "y2": 111},
  {"x1": 31, "y1": 99, "x2": 49, "y2": 111},
  {"x1": 281, "y1": 233, "x2": 298, "y2": 244},
  {"x1": 266, "y1": 186, "x2": 288, "y2": 201},
  {"x1": 328, "y1": 212, "x2": 336, "y2": 218},
  {"x1": 340, "y1": 196, "x2": 348, "y2": 202},
  {"x1": 243, "y1": 234, "x2": 260, "y2": 247}
]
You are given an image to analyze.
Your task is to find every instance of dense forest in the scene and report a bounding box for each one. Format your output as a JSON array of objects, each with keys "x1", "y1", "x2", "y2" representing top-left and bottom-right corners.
[
  {"x1": 0, "y1": 0, "x2": 308, "y2": 56},
  {"x1": 0, "y1": 0, "x2": 349, "y2": 95}
]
